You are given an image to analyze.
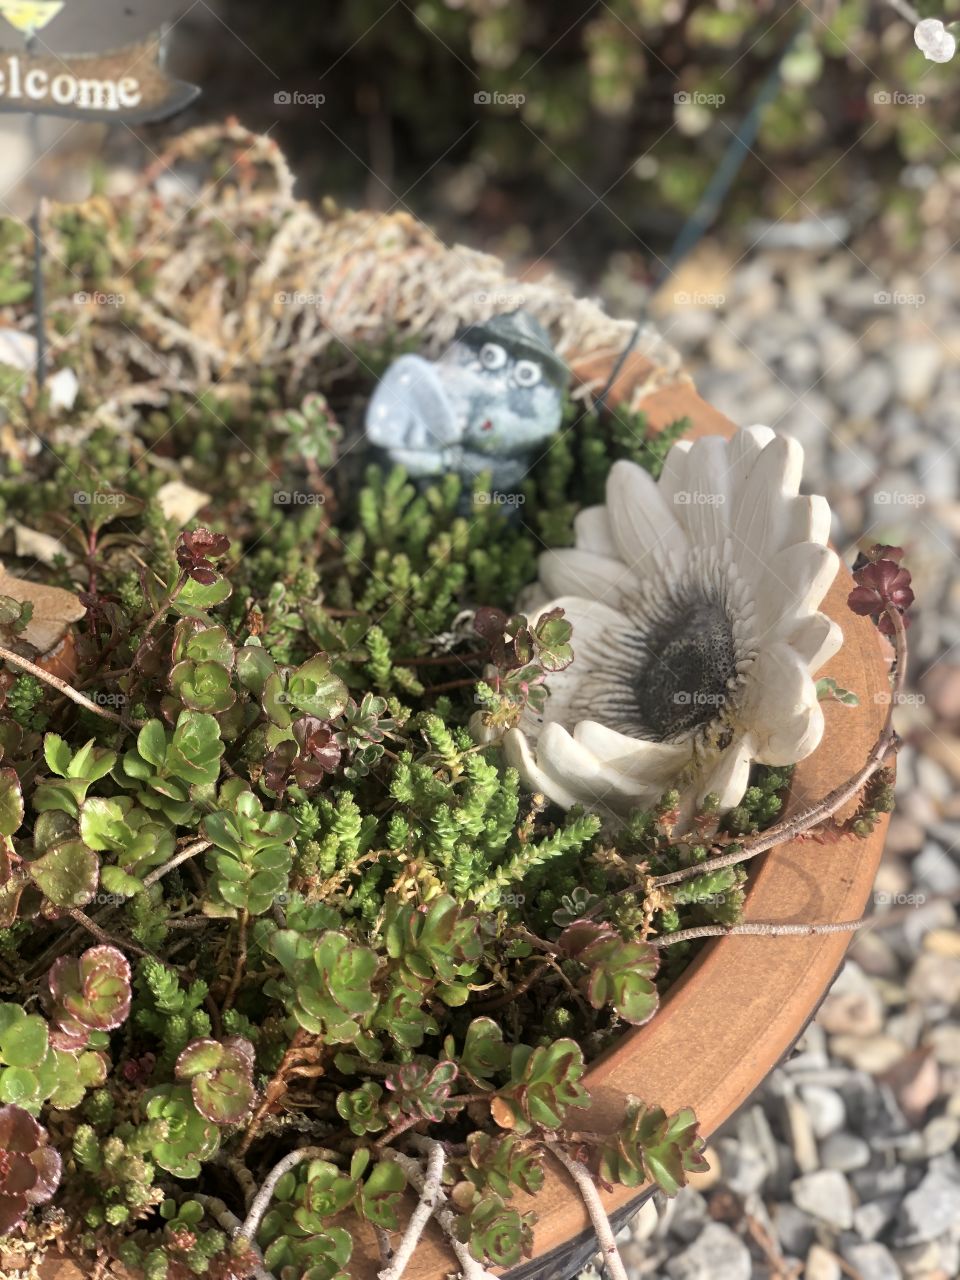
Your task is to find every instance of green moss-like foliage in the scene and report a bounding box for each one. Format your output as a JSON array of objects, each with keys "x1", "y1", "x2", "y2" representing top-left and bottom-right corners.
[{"x1": 0, "y1": 372, "x2": 795, "y2": 1274}]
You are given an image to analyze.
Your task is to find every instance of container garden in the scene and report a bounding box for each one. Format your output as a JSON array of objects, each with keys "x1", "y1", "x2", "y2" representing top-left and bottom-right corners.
[{"x1": 0, "y1": 127, "x2": 896, "y2": 1280}]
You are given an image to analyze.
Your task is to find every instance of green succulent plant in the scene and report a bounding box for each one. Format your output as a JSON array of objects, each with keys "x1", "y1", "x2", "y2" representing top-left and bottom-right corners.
[
  {"x1": 142, "y1": 1085, "x2": 221, "y2": 1178},
  {"x1": 203, "y1": 781, "x2": 296, "y2": 917}
]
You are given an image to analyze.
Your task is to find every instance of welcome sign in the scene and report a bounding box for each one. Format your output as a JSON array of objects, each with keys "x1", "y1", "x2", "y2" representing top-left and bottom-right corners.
[{"x1": 0, "y1": 1, "x2": 199, "y2": 123}]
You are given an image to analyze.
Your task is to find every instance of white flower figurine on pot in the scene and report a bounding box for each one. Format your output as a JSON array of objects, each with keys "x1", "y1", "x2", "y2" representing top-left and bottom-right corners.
[{"x1": 504, "y1": 425, "x2": 842, "y2": 826}]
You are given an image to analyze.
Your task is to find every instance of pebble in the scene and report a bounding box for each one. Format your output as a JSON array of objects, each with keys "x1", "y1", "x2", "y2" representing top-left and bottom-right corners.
[
  {"x1": 799, "y1": 1085, "x2": 846, "y2": 1139},
  {"x1": 829, "y1": 1033, "x2": 906, "y2": 1074},
  {"x1": 819, "y1": 1131, "x2": 871, "y2": 1172},
  {"x1": 853, "y1": 1197, "x2": 898, "y2": 1241},
  {"x1": 895, "y1": 1159, "x2": 960, "y2": 1243},
  {"x1": 804, "y1": 1243, "x2": 842, "y2": 1280},
  {"x1": 784, "y1": 1092, "x2": 820, "y2": 1174},
  {"x1": 664, "y1": 1222, "x2": 752, "y2": 1280},
  {"x1": 790, "y1": 1170, "x2": 855, "y2": 1231},
  {"x1": 773, "y1": 1202, "x2": 817, "y2": 1257},
  {"x1": 908, "y1": 953, "x2": 960, "y2": 1005},
  {"x1": 715, "y1": 1136, "x2": 768, "y2": 1196},
  {"x1": 841, "y1": 1241, "x2": 902, "y2": 1280}
]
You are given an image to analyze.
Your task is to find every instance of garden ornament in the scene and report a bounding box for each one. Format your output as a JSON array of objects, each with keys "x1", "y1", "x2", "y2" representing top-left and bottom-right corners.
[{"x1": 365, "y1": 309, "x2": 569, "y2": 493}]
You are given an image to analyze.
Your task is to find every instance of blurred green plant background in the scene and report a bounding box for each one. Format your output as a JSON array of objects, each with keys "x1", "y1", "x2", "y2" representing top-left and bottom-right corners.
[{"x1": 200, "y1": 0, "x2": 959, "y2": 275}]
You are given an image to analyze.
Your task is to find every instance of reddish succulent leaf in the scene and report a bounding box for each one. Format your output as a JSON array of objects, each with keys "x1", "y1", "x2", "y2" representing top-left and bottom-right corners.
[
  {"x1": 49, "y1": 945, "x2": 132, "y2": 1039},
  {"x1": 0, "y1": 1105, "x2": 60, "y2": 1234},
  {"x1": 175, "y1": 1036, "x2": 256, "y2": 1125}
]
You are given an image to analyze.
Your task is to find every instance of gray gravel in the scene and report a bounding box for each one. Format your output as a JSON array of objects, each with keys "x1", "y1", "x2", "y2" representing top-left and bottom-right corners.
[{"x1": 576, "y1": 224, "x2": 960, "y2": 1280}]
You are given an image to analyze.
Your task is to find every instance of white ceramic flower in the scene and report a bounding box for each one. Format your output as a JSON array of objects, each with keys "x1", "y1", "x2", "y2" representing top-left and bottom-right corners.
[{"x1": 503, "y1": 426, "x2": 843, "y2": 825}]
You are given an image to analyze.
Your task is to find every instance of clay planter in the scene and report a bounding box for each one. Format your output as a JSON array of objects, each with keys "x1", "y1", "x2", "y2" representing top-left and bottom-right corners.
[
  {"x1": 341, "y1": 364, "x2": 892, "y2": 1279},
  {"x1": 11, "y1": 260, "x2": 889, "y2": 1280}
]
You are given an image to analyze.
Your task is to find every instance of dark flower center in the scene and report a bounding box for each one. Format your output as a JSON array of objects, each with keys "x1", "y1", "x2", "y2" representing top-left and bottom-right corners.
[{"x1": 590, "y1": 595, "x2": 739, "y2": 742}]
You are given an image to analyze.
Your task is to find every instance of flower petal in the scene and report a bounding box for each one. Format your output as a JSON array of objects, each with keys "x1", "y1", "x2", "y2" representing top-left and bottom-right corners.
[
  {"x1": 696, "y1": 735, "x2": 755, "y2": 809},
  {"x1": 504, "y1": 723, "x2": 662, "y2": 811},
  {"x1": 755, "y1": 543, "x2": 840, "y2": 639},
  {"x1": 539, "y1": 548, "x2": 635, "y2": 608},
  {"x1": 573, "y1": 505, "x2": 617, "y2": 557},
  {"x1": 740, "y1": 644, "x2": 825, "y2": 764},
  {"x1": 605, "y1": 460, "x2": 687, "y2": 574},
  {"x1": 731, "y1": 434, "x2": 804, "y2": 561},
  {"x1": 572, "y1": 721, "x2": 692, "y2": 784},
  {"x1": 668, "y1": 436, "x2": 731, "y2": 548},
  {"x1": 521, "y1": 596, "x2": 632, "y2": 737},
  {"x1": 786, "y1": 612, "x2": 843, "y2": 673}
]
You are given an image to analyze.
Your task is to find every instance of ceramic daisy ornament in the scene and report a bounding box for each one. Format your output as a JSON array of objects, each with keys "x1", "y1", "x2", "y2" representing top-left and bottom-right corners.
[{"x1": 503, "y1": 425, "x2": 842, "y2": 826}]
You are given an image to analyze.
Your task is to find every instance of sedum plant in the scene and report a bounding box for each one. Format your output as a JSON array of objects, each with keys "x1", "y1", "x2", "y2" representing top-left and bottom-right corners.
[{"x1": 0, "y1": 365, "x2": 905, "y2": 1280}]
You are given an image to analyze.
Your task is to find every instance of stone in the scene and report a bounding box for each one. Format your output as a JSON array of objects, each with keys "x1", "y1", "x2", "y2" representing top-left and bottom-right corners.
[
  {"x1": 666, "y1": 1188, "x2": 707, "y2": 1244},
  {"x1": 923, "y1": 1113, "x2": 960, "y2": 1157},
  {"x1": 853, "y1": 1197, "x2": 898, "y2": 1241},
  {"x1": 893, "y1": 1240, "x2": 943, "y2": 1275},
  {"x1": 830, "y1": 1033, "x2": 906, "y2": 1075},
  {"x1": 927, "y1": 1024, "x2": 960, "y2": 1067},
  {"x1": 773, "y1": 1203, "x2": 817, "y2": 1257},
  {"x1": 841, "y1": 1241, "x2": 901, "y2": 1280},
  {"x1": 790, "y1": 1170, "x2": 855, "y2": 1231},
  {"x1": 716, "y1": 1136, "x2": 769, "y2": 1196},
  {"x1": 686, "y1": 1143, "x2": 722, "y2": 1192},
  {"x1": 919, "y1": 664, "x2": 960, "y2": 721},
  {"x1": 879, "y1": 1048, "x2": 940, "y2": 1126},
  {"x1": 804, "y1": 1243, "x2": 842, "y2": 1280},
  {"x1": 884, "y1": 814, "x2": 925, "y2": 856},
  {"x1": 799, "y1": 1085, "x2": 846, "y2": 1139},
  {"x1": 895, "y1": 1160, "x2": 960, "y2": 1244},
  {"x1": 837, "y1": 359, "x2": 893, "y2": 417},
  {"x1": 913, "y1": 842, "x2": 960, "y2": 895},
  {"x1": 851, "y1": 1164, "x2": 908, "y2": 1201},
  {"x1": 923, "y1": 927, "x2": 960, "y2": 958},
  {"x1": 665, "y1": 1222, "x2": 751, "y2": 1280},
  {"x1": 819, "y1": 1132, "x2": 871, "y2": 1173},
  {"x1": 817, "y1": 986, "x2": 884, "y2": 1037},
  {"x1": 784, "y1": 1092, "x2": 819, "y2": 1175},
  {"x1": 908, "y1": 953, "x2": 960, "y2": 1005},
  {"x1": 629, "y1": 1197, "x2": 659, "y2": 1243}
]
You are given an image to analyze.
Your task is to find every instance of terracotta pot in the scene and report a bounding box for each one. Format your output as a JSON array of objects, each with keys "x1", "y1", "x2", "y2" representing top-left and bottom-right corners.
[
  {"x1": 9, "y1": 339, "x2": 890, "y2": 1280},
  {"x1": 337, "y1": 365, "x2": 892, "y2": 1278}
]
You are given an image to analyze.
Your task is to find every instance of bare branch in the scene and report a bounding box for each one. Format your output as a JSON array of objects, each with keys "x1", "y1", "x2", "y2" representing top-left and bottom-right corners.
[
  {"x1": 240, "y1": 1146, "x2": 335, "y2": 1244},
  {"x1": 544, "y1": 1139, "x2": 629, "y2": 1280},
  {"x1": 651, "y1": 916, "x2": 874, "y2": 948},
  {"x1": 384, "y1": 1143, "x2": 498, "y2": 1280},
  {"x1": 378, "y1": 1139, "x2": 445, "y2": 1280},
  {"x1": 0, "y1": 642, "x2": 145, "y2": 728}
]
